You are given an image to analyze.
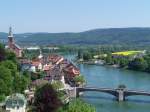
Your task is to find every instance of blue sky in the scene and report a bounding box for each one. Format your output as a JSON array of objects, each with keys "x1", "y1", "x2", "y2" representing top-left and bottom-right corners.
[{"x1": 0, "y1": 0, "x2": 150, "y2": 33}]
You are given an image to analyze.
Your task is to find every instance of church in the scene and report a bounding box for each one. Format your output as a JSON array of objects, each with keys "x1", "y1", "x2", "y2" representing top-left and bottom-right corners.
[{"x1": 7, "y1": 27, "x2": 22, "y2": 57}]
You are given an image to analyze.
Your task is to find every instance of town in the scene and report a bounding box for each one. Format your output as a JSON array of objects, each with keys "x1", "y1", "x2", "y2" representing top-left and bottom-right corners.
[{"x1": 0, "y1": 27, "x2": 85, "y2": 112}]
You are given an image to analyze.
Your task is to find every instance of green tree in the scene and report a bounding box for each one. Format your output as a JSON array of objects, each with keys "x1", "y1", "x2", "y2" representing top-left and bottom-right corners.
[
  {"x1": 105, "y1": 53, "x2": 113, "y2": 64},
  {"x1": 83, "y1": 51, "x2": 92, "y2": 61},
  {"x1": 0, "y1": 65, "x2": 12, "y2": 95},
  {"x1": 59, "y1": 99, "x2": 96, "y2": 112},
  {"x1": 5, "y1": 50, "x2": 17, "y2": 63},
  {"x1": 129, "y1": 58, "x2": 148, "y2": 71},
  {"x1": 143, "y1": 55, "x2": 150, "y2": 72},
  {"x1": 38, "y1": 71, "x2": 46, "y2": 79},
  {"x1": 0, "y1": 43, "x2": 6, "y2": 62},
  {"x1": 73, "y1": 75, "x2": 85, "y2": 84},
  {"x1": 23, "y1": 70, "x2": 30, "y2": 79},
  {"x1": 13, "y1": 74, "x2": 29, "y2": 93},
  {"x1": 0, "y1": 79, "x2": 7, "y2": 101},
  {"x1": 77, "y1": 50, "x2": 82, "y2": 59},
  {"x1": 0, "y1": 60, "x2": 18, "y2": 77},
  {"x1": 119, "y1": 58, "x2": 129, "y2": 68},
  {"x1": 51, "y1": 80, "x2": 64, "y2": 90},
  {"x1": 33, "y1": 84, "x2": 62, "y2": 112}
]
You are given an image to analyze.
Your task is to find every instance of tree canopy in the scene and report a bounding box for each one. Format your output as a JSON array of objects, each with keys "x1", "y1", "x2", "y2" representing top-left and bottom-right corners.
[
  {"x1": 0, "y1": 43, "x2": 30, "y2": 102},
  {"x1": 59, "y1": 99, "x2": 96, "y2": 112},
  {"x1": 33, "y1": 84, "x2": 62, "y2": 112}
]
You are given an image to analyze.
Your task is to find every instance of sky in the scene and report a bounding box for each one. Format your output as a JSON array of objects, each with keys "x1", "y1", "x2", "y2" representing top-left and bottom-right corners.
[{"x1": 0, "y1": 0, "x2": 150, "y2": 33}]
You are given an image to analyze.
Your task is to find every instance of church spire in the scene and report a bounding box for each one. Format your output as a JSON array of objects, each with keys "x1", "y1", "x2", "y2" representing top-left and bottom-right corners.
[
  {"x1": 8, "y1": 26, "x2": 13, "y2": 37},
  {"x1": 38, "y1": 49, "x2": 43, "y2": 59},
  {"x1": 8, "y1": 26, "x2": 14, "y2": 45}
]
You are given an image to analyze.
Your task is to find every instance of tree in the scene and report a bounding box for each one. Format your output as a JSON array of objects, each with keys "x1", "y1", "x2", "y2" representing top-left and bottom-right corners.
[
  {"x1": 5, "y1": 50, "x2": 17, "y2": 63},
  {"x1": 77, "y1": 50, "x2": 82, "y2": 59},
  {"x1": 38, "y1": 71, "x2": 46, "y2": 79},
  {"x1": 119, "y1": 58, "x2": 129, "y2": 68},
  {"x1": 143, "y1": 55, "x2": 150, "y2": 72},
  {"x1": 0, "y1": 65, "x2": 12, "y2": 95},
  {"x1": 129, "y1": 58, "x2": 148, "y2": 71},
  {"x1": 51, "y1": 80, "x2": 64, "y2": 90},
  {"x1": 105, "y1": 53, "x2": 113, "y2": 64},
  {"x1": 58, "y1": 99, "x2": 96, "y2": 112},
  {"x1": 13, "y1": 74, "x2": 29, "y2": 93},
  {"x1": 0, "y1": 60, "x2": 18, "y2": 77},
  {"x1": 83, "y1": 51, "x2": 92, "y2": 61},
  {"x1": 0, "y1": 43, "x2": 6, "y2": 62},
  {"x1": 73, "y1": 75, "x2": 85, "y2": 85},
  {"x1": 33, "y1": 84, "x2": 62, "y2": 112},
  {"x1": 0, "y1": 79, "x2": 7, "y2": 101},
  {"x1": 23, "y1": 70, "x2": 30, "y2": 79}
]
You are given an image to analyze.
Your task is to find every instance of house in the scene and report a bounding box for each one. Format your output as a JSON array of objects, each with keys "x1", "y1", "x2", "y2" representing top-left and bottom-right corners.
[
  {"x1": 44, "y1": 65, "x2": 62, "y2": 81},
  {"x1": 48, "y1": 54, "x2": 64, "y2": 64},
  {"x1": 7, "y1": 27, "x2": 22, "y2": 57},
  {"x1": 5, "y1": 93, "x2": 27, "y2": 112},
  {"x1": 63, "y1": 63, "x2": 80, "y2": 78},
  {"x1": 30, "y1": 51, "x2": 44, "y2": 72},
  {"x1": 30, "y1": 61, "x2": 42, "y2": 72},
  {"x1": 19, "y1": 58, "x2": 31, "y2": 71}
]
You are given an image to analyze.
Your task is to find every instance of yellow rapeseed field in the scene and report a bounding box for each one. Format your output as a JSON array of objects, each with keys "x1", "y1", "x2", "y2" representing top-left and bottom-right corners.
[{"x1": 112, "y1": 51, "x2": 142, "y2": 56}]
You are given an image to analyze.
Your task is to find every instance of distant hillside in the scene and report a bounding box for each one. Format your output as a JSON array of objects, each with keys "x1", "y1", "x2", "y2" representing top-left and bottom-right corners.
[{"x1": 1, "y1": 28, "x2": 150, "y2": 46}]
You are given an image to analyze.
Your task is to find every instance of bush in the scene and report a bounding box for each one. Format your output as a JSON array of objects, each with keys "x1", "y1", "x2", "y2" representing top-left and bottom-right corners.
[
  {"x1": 33, "y1": 84, "x2": 62, "y2": 112},
  {"x1": 58, "y1": 99, "x2": 96, "y2": 112},
  {"x1": 51, "y1": 80, "x2": 64, "y2": 90},
  {"x1": 73, "y1": 75, "x2": 85, "y2": 84}
]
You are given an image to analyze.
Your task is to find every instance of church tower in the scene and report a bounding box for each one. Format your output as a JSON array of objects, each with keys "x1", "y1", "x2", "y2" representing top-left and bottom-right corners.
[
  {"x1": 8, "y1": 27, "x2": 14, "y2": 48},
  {"x1": 7, "y1": 27, "x2": 22, "y2": 57}
]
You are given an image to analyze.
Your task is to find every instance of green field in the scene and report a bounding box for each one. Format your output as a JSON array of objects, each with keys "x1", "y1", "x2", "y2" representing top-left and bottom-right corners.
[{"x1": 112, "y1": 51, "x2": 143, "y2": 56}]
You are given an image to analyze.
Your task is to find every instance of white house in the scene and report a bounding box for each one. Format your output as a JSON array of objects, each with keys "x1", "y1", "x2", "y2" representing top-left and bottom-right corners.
[{"x1": 5, "y1": 93, "x2": 27, "y2": 112}]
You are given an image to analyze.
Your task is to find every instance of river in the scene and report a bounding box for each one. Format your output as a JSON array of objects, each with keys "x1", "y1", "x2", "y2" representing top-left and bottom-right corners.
[{"x1": 63, "y1": 53, "x2": 150, "y2": 112}]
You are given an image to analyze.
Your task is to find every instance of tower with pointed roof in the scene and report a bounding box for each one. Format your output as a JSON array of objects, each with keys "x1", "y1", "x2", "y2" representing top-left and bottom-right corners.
[
  {"x1": 7, "y1": 27, "x2": 22, "y2": 57},
  {"x1": 38, "y1": 49, "x2": 43, "y2": 59},
  {"x1": 8, "y1": 27, "x2": 14, "y2": 48}
]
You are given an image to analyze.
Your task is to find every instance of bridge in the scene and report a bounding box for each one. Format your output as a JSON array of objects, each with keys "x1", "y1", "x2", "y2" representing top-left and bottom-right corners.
[{"x1": 74, "y1": 87, "x2": 150, "y2": 101}]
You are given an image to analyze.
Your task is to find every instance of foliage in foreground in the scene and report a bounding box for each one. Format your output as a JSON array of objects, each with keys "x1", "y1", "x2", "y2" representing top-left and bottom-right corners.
[
  {"x1": 33, "y1": 84, "x2": 62, "y2": 112},
  {"x1": 58, "y1": 99, "x2": 96, "y2": 112},
  {"x1": 51, "y1": 80, "x2": 64, "y2": 90},
  {"x1": 31, "y1": 83, "x2": 96, "y2": 112},
  {"x1": 0, "y1": 43, "x2": 30, "y2": 102}
]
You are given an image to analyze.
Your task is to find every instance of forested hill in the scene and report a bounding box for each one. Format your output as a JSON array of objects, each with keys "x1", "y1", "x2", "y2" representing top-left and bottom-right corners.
[{"x1": 1, "y1": 27, "x2": 150, "y2": 46}]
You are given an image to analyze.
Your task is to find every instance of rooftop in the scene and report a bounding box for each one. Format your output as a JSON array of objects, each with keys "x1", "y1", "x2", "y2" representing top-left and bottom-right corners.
[{"x1": 5, "y1": 93, "x2": 26, "y2": 108}]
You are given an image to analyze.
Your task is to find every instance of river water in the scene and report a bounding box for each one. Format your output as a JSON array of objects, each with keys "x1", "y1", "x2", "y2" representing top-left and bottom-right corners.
[{"x1": 63, "y1": 53, "x2": 150, "y2": 112}]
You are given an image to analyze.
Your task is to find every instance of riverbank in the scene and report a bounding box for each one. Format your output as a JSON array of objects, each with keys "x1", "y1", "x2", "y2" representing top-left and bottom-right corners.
[
  {"x1": 76, "y1": 58, "x2": 150, "y2": 74},
  {"x1": 76, "y1": 59, "x2": 121, "y2": 68}
]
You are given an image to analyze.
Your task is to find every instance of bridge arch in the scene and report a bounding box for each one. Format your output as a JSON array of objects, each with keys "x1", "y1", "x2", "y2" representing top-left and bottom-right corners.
[
  {"x1": 76, "y1": 87, "x2": 118, "y2": 98},
  {"x1": 74, "y1": 87, "x2": 150, "y2": 101}
]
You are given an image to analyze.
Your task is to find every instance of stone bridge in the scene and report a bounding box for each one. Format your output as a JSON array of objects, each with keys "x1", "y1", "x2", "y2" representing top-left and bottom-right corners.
[{"x1": 74, "y1": 87, "x2": 150, "y2": 101}]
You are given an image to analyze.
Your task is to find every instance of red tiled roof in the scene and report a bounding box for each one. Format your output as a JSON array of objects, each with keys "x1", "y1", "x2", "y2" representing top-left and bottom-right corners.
[
  {"x1": 48, "y1": 54, "x2": 63, "y2": 64},
  {"x1": 63, "y1": 64, "x2": 80, "y2": 76},
  {"x1": 14, "y1": 44, "x2": 22, "y2": 50}
]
